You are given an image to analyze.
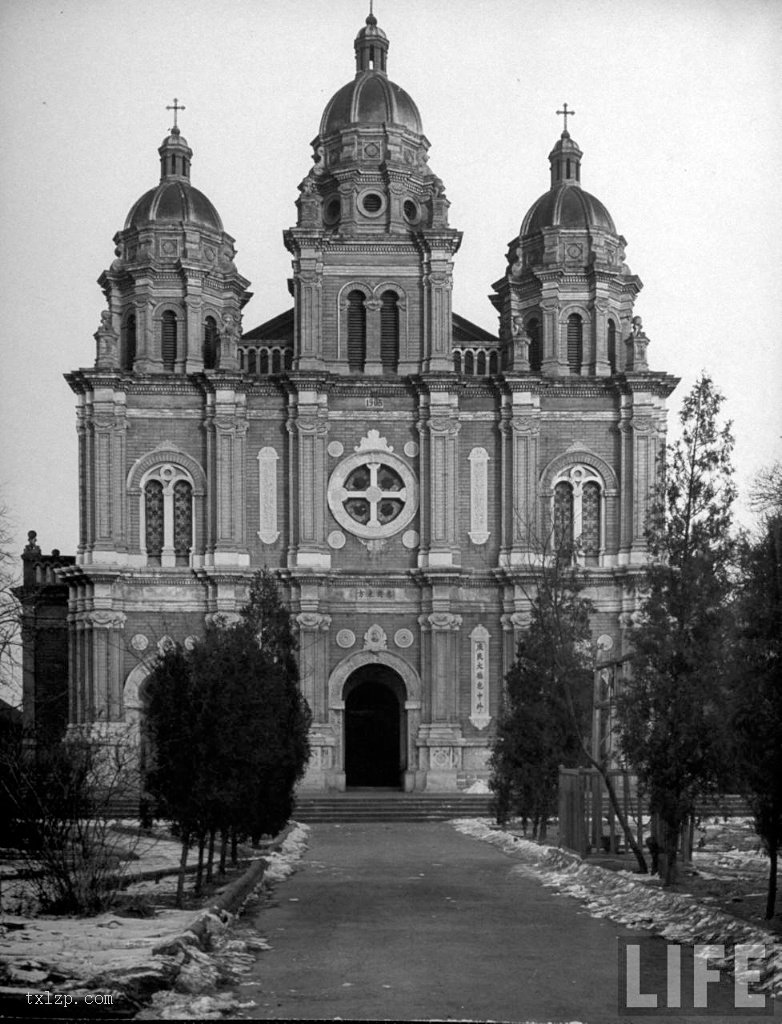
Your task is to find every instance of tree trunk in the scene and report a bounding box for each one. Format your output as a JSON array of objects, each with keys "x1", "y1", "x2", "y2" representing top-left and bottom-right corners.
[
  {"x1": 206, "y1": 828, "x2": 216, "y2": 884},
  {"x1": 766, "y1": 840, "x2": 778, "y2": 920},
  {"x1": 195, "y1": 835, "x2": 205, "y2": 896},
  {"x1": 231, "y1": 828, "x2": 238, "y2": 866},
  {"x1": 580, "y1": 751, "x2": 648, "y2": 873},
  {"x1": 175, "y1": 833, "x2": 190, "y2": 909},
  {"x1": 219, "y1": 831, "x2": 228, "y2": 876},
  {"x1": 662, "y1": 820, "x2": 679, "y2": 886}
]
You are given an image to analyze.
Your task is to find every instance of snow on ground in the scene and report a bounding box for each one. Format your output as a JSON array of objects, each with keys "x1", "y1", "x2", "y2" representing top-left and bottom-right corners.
[
  {"x1": 0, "y1": 822, "x2": 310, "y2": 1016},
  {"x1": 137, "y1": 823, "x2": 310, "y2": 1020},
  {"x1": 452, "y1": 818, "x2": 782, "y2": 999}
]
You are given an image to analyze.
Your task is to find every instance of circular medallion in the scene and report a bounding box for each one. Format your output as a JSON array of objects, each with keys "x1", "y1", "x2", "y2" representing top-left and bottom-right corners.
[
  {"x1": 597, "y1": 634, "x2": 614, "y2": 652},
  {"x1": 327, "y1": 441, "x2": 344, "y2": 458},
  {"x1": 130, "y1": 633, "x2": 149, "y2": 652},
  {"x1": 336, "y1": 629, "x2": 356, "y2": 649},
  {"x1": 327, "y1": 530, "x2": 346, "y2": 549},
  {"x1": 567, "y1": 243, "x2": 583, "y2": 258},
  {"x1": 402, "y1": 530, "x2": 419, "y2": 549},
  {"x1": 158, "y1": 635, "x2": 176, "y2": 653},
  {"x1": 184, "y1": 635, "x2": 198, "y2": 651},
  {"x1": 203, "y1": 246, "x2": 216, "y2": 261},
  {"x1": 394, "y1": 628, "x2": 414, "y2": 649},
  {"x1": 403, "y1": 441, "x2": 419, "y2": 458}
]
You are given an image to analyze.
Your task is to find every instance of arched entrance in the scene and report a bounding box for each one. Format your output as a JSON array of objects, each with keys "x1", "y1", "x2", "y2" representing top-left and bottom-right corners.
[{"x1": 344, "y1": 665, "x2": 405, "y2": 788}]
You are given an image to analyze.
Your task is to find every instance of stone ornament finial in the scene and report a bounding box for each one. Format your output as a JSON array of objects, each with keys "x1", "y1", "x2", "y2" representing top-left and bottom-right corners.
[
  {"x1": 94, "y1": 309, "x2": 119, "y2": 370},
  {"x1": 625, "y1": 315, "x2": 650, "y2": 371},
  {"x1": 218, "y1": 312, "x2": 241, "y2": 370},
  {"x1": 510, "y1": 315, "x2": 531, "y2": 369},
  {"x1": 24, "y1": 530, "x2": 41, "y2": 557}
]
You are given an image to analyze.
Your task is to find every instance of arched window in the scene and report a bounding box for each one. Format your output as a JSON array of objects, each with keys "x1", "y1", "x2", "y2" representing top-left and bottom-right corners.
[
  {"x1": 453, "y1": 351, "x2": 462, "y2": 374},
  {"x1": 553, "y1": 481, "x2": 574, "y2": 555},
  {"x1": 477, "y1": 351, "x2": 487, "y2": 376},
  {"x1": 551, "y1": 464, "x2": 605, "y2": 565},
  {"x1": 380, "y1": 291, "x2": 399, "y2": 372},
  {"x1": 140, "y1": 464, "x2": 196, "y2": 568},
  {"x1": 203, "y1": 316, "x2": 218, "y2": 370},
  {"x1": 161, "y1": 311, "x2": 177, "y2": 371},
  {"x1": 284, "y1": 349, "x2": 293, "y2": 371},
  {"x1": 271, "y1": 349, "x2": 282, "y2": 374},
  {"x1": 347, "y1": 290, "x2": 366, "y2": 371},
  {"x1": 607, "y1": 320, "x2": 617, "y2": 375},
  {"x1": 464, "y1": 351, "x2": 474, "y2": 375},
  {"x1": 248, "y1": 349, "x2": 257, "y2": 375},
  {"x1": 567, "y1": 313, "x2": 583, "y2": 375},
  {"x1": 527, "y1": 318, "x2": 542, "y2": 371},
  {"x1": 488, "y1": 351, "x2": 498, "y2": 374},
  {"x1": 238, "y1": 349, "x2": 245, "y2": 370},
  {"x1": 259, "y1": 349, "x2": 268, "y2": 375},
  {"x1": 123, "y1": 314, "x2": 136, "y2": 371},
  {"x1": 173, "y1": 480, "x2": 193, "y2": 566},
  {"x1": 144, "y1": 480, "x2": 164, "y2": 566}
]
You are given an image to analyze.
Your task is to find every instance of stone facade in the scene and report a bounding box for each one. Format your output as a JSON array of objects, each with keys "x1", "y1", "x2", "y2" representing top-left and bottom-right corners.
[{"x1": 51, "y1": 14, "x2": 677, "y2": 791}]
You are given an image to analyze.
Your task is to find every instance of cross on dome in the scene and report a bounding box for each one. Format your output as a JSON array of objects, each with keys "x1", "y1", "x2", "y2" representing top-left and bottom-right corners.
[
  {"x1": 166, "y1": 98, "x2": 186, "y2": 130},
  {"x1": 556, "y1": 102, "x2": 575, "y2": 134}
]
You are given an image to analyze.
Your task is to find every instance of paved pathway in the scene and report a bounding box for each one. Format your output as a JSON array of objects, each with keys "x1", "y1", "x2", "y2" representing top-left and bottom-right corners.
[{"x1": 231, "y1": 822, "x2": 763, "y2": 1023}]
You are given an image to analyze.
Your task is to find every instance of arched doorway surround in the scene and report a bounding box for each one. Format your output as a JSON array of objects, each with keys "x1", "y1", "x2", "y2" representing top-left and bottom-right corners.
[{"x1": 327, "y1": 650, "x2": 422, "y2": 792}]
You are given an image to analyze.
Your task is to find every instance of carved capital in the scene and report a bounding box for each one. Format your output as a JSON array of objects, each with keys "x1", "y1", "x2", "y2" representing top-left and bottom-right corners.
[
  {"x1": 428, "y1": 612, "x2": 462, "y2": 632},
  {"x1": 297, "y1": 612, "x2": 332, "y2": 632}
]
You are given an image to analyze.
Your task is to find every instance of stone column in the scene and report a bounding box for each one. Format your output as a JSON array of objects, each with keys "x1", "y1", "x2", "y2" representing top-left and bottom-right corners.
[
  {"x1": 631, "y1": 413, "x2": 658, "y2": 561},
  {"x1": 419, "y1": 390, "x2": 460, "y2": 568},
  {"x1": 540, "y1": 296, "x2": 563, "y2": 375},
  {"x1": 292, "y1": 258, "x2": 324, "y2": 371},
  {"x1": 296, "y1": 612, "x2": 331, "y2": 724},
  {"x1": 90, "y1": 391, "x2": 127, "y2": 559},
  {"x1": 209, "y1": 388, "x2": 249, "y2": 567},
  {"x1": 289, "y1": 388, "x2": 330, "y2": 569},
  {"x1": 87, "y1": 611, "x2": 127, "y2": 722},
  {"x1": 184, "y1": 287, "x2": 203, "y2": 373},
  {"x1": 364, "y1": 297, "x2": 383, "y2": 375}
]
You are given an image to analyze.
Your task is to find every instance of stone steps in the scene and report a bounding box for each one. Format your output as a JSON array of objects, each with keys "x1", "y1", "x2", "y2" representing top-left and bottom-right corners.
[{"x1": 293, "y1": 792, "x2": 493, "y2": 823}]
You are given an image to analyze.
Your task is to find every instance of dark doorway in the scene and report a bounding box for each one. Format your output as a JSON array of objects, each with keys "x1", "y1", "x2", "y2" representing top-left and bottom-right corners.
[{"x1": 344, "y1": 673, "x2": 403, "y2": 788}]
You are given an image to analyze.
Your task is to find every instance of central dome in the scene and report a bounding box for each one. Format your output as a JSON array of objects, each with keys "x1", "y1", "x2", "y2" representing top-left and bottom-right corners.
[
  {"x1": 320, "y1": 72, "x2": 423, "y2": 137},
  {"x1": 318, "y1": 12, "x2": 423, "y2": 139}
]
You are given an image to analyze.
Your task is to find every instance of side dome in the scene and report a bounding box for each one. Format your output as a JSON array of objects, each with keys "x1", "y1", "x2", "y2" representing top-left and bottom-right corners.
[
  {"x1": 520, "y1": 130, "x2": 616, "y2": 236},
  {"x1": 126, "y1": 181, "x2": 223, "y2": 233},
  {"x1": 124, "y1": 126, "x2": 223, "y2": 234},
  {"x1": 521, "y1": 185, "x2": 615, "y2": 236}
]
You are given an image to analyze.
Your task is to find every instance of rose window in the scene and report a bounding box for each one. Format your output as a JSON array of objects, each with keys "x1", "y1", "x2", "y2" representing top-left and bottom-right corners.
[{"x1": 328, "y1": 449, "x2": 418, "y2": 540}]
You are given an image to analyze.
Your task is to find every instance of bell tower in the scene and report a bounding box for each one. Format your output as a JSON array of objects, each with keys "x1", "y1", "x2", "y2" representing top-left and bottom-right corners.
[
  {"x1": 284, "y1": 11, "x2": 462, "y2": 374},
  {"x1": 97, "y1": 110, "x2": 251, "y2": 376},
  {"x1": 491, "y1": 114, "x2": 642, "y2": 378}
]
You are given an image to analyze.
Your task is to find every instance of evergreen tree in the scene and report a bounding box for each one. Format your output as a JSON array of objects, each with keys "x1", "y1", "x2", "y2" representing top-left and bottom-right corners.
[
  {"x1": 618, "y1": 373, "x2": 736, "y2": 885},
  {"x1": 732, "y1": 475, "x2": 782, "y2": 919},
  {"x1": 490, "y1": 559, "x2": 593, "y2": 839},
  {"x1": 143, "y1": 570, "x2": 311, "y2": 903}
]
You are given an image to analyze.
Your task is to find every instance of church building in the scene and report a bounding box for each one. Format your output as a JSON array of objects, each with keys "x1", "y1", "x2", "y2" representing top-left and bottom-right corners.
[{"x1": 47, "y1": 12, "x2": 677, "y2": 791}]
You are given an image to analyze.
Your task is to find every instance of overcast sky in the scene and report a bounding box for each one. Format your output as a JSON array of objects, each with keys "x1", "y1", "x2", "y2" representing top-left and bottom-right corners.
[{"x1": 1, "y1": 0, "x2": 780, "y2": 562}]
